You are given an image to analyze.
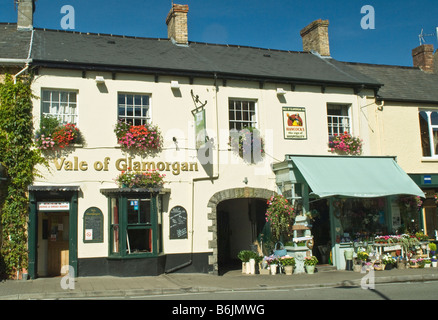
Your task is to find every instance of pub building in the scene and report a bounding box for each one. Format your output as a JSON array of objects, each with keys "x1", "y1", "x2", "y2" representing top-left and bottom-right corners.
[{"x1": 1, "y1": 2, "x2": 435, "y2": 279}]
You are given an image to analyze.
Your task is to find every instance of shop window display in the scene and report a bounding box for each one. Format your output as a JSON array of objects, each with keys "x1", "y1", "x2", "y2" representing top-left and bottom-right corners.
[{"x1": 335, "y1": 197, "x2": 388, "y2": 241}]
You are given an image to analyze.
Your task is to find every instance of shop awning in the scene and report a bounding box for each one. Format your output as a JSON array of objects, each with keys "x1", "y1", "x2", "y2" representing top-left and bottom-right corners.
[{"x1": 288, "y1": 155, "x2": 425, "y2": 198}]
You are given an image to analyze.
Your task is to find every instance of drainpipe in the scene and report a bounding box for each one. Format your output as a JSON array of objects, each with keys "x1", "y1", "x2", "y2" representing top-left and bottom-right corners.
[
  {"x1": 12, "y1": 28, "x2": 34, "y2": 84},
  {"x1": 165, "y1": 73, "x2": 221, "y2": 274}
]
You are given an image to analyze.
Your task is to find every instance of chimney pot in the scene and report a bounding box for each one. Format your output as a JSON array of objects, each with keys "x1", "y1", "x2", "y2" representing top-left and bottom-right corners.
[
  {"x1": 17, "y1": 0, "x2": 35, "y2": 30},
  {"x1": 166, "y1": 4, "x2": 189, "y2": 45},
  {"x1": 300, "y1": 19, "x2": 330, "y2": 57},
  {"x1": 412, "y1": 44, "x2": 435, "y2": 73}
]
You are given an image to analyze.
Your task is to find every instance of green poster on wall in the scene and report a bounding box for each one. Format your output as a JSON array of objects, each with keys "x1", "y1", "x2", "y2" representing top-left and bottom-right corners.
[{"x1": 194, "y1": 109, "x2": 206, "y2": 149}]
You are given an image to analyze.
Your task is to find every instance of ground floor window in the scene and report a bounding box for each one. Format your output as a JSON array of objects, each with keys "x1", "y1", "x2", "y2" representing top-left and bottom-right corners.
[
  {"x1": 335, "y1": 197, "x2": 389, "y2": 240},
  {"x1": 107, "y1": 192, "x2": 161, "y2": 257}
]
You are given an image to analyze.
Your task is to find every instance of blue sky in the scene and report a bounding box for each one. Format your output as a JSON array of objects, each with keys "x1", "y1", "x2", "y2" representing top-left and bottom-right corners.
[{"x1": 1, "y1": 0, "x2": 437, "y2": 66}]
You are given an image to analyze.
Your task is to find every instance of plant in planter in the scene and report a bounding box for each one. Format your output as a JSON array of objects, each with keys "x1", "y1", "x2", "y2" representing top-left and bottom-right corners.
[
  {"x1": 429, "y1": 242, "x2": 436, "y2": 256},
  {"x1": 382, "y1": 254, "x2": 396, "y2": 270},
  {"x1": 280, "y1": 256, "x2": 295, "y2": 275},
  {"x1": 424, "y1": 258, "x2": 432, "y2": 268},
  {"x1": 356, "y1": 251, "x2": 369, "y2": 264},
  {"x1": 115, "y1": 120, "x2": 162, "y2": 154},
  {"x1": 304, "y1": 256, "x2": 318, "y2": 274},
  {"x1": 265, "y1": 194, "x2": 295, "y2": 241},
  {"x1": 432, "y1": 256, "x2": 437, "y2": 267},
  {"x1": 264, "y1": 255, "x2": 280, "y2": 275},
  {"x1": 115, "y1": 169, "x2": 165, "y2": 189},
  {"x1": 35, "y1": 115, "x2": 83, "y2": 150},
  {"x1": 328, "y1": 131, "x2": 362, "y2": 155}
]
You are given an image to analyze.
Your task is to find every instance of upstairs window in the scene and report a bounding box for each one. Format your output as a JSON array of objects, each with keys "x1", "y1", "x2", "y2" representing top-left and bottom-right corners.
[
  {"x1": 118, "y1": 93, "x2": 151, "y2": 126},
  {"x1": 327, "y1": 104, "x2": 351, "y2": 136},
  {"x1": 41, "y1": 90, "x2": 78, "y2": 124},
  {"x1": 228, "y1": 99, "x2": 257, "y2": 131},
  {"x1": 419, "y1": 110, "x2": 438, "y2": 157}
]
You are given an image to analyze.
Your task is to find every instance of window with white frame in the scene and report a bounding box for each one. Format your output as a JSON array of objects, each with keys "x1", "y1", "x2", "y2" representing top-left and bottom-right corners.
[
  {"x1": 327, "y1": 104, "x2": 351, "y2": 136},
  {"x1": 419, "y1": 110, "x2": 438, "y2": 157},
  {"x1": 228, "y1": 99, "x2": 257, "y2": 131},
  {"x1": 41, "y1": 90, "x2": 78, "y2": 124},
  {"x1": 118, "y1": 93, "x2": 151, "y2": 126}
]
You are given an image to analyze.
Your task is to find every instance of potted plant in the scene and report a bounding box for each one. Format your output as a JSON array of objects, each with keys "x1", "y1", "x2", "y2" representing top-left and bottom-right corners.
[
  {"x1": 304, "y1": 256, "x2": 318, "y2": 274},
  {"x1": 432, "y1": 256, "x2": 437, "y2": 268},
  {"x1": 424, "y1": 258, "x2": 432, "y2": 268},
  {"x1": 265, "y1": 255, "x2": 280, "y2": 275},
  {"x1": 280, "y1": 256, "x2": 295, "y2": 275},
  {"x1": 382, "y1": 254, "x2": 396, "y2": 270},
  {"x1": 429, "y1": 242, "x2": 437, "y2": 256},
  {"x1": 237, "y1": 250, "x2": 253, "y2": 274}
]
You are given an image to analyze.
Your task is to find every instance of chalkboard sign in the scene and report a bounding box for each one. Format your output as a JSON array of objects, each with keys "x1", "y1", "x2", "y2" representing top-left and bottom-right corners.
[
  {"x1": 83, "y1": 207, "x2": 103, "y2": 243},
  {"x1": 169, "y1": 206, "x2": 188, "y2": 239}
]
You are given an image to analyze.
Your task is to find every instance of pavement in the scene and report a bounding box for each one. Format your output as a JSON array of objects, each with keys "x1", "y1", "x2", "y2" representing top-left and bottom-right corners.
[{"x1": 1, "y1": 265, "x2": 438, "y2": 300}]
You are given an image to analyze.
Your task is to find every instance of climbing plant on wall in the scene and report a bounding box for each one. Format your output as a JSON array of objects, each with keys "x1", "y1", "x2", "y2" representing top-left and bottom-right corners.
[{"x1": 0, "y1": 74, "x2": 45, "y2": 279}]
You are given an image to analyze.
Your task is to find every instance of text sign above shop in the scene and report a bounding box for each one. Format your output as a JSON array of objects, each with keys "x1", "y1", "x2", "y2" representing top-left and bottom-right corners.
[
  {"x1": 38, "y1": 202, "x2": 70, "y2": 211},
  {"x1": 282, "y1": 107, "x2": 307, "y2": 140}
]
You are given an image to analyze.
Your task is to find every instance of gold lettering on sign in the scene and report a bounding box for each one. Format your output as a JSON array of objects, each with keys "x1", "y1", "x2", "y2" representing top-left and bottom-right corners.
[{"x1": 53, "y1": 157, "x2": 198, "y2": 175}]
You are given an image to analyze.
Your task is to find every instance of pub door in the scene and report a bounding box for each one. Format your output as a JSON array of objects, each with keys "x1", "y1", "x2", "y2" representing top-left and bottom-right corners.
[{"x1": 47, "y1": 212, "x2": 70, "y2": 276}]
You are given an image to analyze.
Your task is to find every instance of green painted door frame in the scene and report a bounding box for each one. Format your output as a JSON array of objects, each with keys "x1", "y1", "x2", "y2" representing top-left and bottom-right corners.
[{"x1": 28, "y1": 190, "x2": 78, "y2": 279}]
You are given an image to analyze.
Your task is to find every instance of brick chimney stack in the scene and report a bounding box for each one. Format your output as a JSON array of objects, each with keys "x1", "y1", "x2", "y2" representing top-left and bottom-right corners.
[
  {"x1": 166, "y1": 4, "x2": 189, "y2": 45},
  {"x1": 412, "y1": 44, "x2": 435, "y2": 73},
  {"x1": 17, "y1": 0, "x2": 35, "y2": 30},
  {"x1": 300, "y1": 19, "x2": 330, "y2": 57}
]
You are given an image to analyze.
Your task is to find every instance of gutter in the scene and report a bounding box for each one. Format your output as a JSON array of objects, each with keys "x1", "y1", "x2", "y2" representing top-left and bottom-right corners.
[{"x1": 9, "y1": 28, "x2": 35, "y2": 83}]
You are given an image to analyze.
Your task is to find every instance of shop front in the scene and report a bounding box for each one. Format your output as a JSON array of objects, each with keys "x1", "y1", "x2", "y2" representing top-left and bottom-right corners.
[
  {"x1": 409, "y1": 174, "x2": 438, "y2": 238},
  {"x1": 273, "y1": 155, "x2": 425, "y2": 270}
]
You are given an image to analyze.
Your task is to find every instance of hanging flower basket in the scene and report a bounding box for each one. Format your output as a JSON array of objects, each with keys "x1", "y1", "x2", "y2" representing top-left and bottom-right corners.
[
  {"x1": 328, "y1": 131, "x2": 362, "y2": 155},
  {"x1": 115, "y1": 169, "x2": 165, "y2": 189},
  {"x1": 114, "y1": 120, "x2": 162, "y2": 154},
  {"x1": 229, "y1": 127, "x2": 265, "y2": 163},
  {"x1": 35, "y1": 116, "x2": 83, "y2": 150}
]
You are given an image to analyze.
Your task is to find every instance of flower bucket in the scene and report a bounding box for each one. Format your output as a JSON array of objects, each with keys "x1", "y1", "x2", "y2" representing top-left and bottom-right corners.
[
  {"x1": 306, "y1": 265, "x2": 315, "y2": 274},
  {"x1": 284, "y1": 265, "x2": 293, "y2": 275},
  {"x1": 270, "y1": 264, "x2": 277, "y2": 275},
  {"x1": 432, "y1": 261, "x2": 437, "y2": 268}
]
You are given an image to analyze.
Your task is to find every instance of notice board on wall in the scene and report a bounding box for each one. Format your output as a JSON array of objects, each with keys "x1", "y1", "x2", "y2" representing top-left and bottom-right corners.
[
  {"x1": 169, "y1": 206, "x2": 188, "y2": 240},
  {"x1": 83, "y1": 207, "x2": 103, "y2": 243}
]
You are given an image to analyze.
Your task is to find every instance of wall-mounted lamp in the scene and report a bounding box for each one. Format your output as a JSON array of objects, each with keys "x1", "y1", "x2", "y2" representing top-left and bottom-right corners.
[
  {"x1": 276, "y1": 88, "x2": 286, "y2": 95},
  {"x1": 95, "y1": 76, "x2": 105, "y2": 84},
  {"x1": 170, "y1": 80, "x2": 180, "y2": 89}
]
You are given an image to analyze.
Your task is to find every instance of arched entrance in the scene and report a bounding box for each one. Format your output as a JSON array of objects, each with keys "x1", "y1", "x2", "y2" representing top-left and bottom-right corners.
[{"x1": 207, "y1": 187, "x2": 275, "y2": 275}]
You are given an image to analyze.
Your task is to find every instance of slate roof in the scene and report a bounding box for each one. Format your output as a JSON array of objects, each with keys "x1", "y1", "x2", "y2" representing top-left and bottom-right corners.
[
  {"x1": 0, "y1": 23, "x2": 32, "y2": 60},
  {"x1": 343, "y1": 62, "x2": 438, "y2": 104},
  {"x1": 3, "y1": 22, "x2": 438, "y2": 105},
  {"x1": 0, "y1": 23, "x2": 381, "y2": 89}
]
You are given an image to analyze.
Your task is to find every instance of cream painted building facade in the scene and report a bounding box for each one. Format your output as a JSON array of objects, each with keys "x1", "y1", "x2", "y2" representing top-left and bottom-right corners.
[{"x1": 1, "y1": 2, "x2": 432, "y2": 278}]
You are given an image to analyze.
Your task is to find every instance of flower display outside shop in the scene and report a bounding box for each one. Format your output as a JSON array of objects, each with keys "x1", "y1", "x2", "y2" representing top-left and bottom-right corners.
[
  {"x1": 35, "y1": 116, "x2": 83, "y2": 150},
  {"x1": 115, "y1": 169, "x2": 165, "y2": 189},
  {"x1": 328, "y1": 131, "x2": 362, "y2": 155},
  {"x1": 265, "y1": 194, "x2": 296, "y2": 241},
  {"x1": 114, "y1": 120, "x2": 162, "y2": 154}
]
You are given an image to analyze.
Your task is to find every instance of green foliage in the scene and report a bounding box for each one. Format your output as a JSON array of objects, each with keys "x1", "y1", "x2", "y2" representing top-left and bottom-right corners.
[
  {"x1": 237, "y1": 250, "x2": 261, "y2": 263},
  {"x1": 0, "y1": 74, "x2": 46, "y2": 279}
]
